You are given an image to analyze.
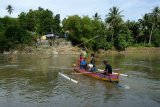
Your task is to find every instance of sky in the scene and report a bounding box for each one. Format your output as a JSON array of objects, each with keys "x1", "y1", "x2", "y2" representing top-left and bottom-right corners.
[{"x1": 0, "y1": 0, "x2": 159, "y2": 21}]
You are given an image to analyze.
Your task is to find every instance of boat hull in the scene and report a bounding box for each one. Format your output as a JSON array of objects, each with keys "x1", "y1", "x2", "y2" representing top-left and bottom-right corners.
[{"x1": 74, "y1": 67, "x2": 119, "y2": 82}]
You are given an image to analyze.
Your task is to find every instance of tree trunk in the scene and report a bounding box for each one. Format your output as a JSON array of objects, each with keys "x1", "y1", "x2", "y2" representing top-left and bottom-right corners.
[{"x1": 149, "y1": 24, "x2": 154, "y2": 45}]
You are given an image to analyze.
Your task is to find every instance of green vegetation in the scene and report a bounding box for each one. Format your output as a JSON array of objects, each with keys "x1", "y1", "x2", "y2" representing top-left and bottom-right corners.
[
  {"x1": 63, "y1": 6, "x2": 160, "y2": 50},
  {"x1": 0, "y1": 7, "x2": 61, "y2": 52},
  {"x1": 0, "y1": 5, "x2": 159, "y2": 52}
]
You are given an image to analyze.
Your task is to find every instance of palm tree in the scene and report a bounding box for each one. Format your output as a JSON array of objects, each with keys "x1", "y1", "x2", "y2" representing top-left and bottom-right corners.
[
  {"x1": 6, "y1": 5, "x2": 13, "y2": 15},
  {"x1": 105, "y1": 6, "x2": 123, "y2": 27},
  {"x1": 148, "y1": 6, "x2": 160, "y2": 44},
  {"x1": 126, "y1": 20, "x2": 140, "y2": 43},
  {"x1": 93, "y1": 12, "x2": 101, "y2": 20},
  {"x1": 152, "y1": 6, "x2": 160, "y2": 27},
  {"x1": 138, "y1": 14, "x2": 151, "y2": 44},
  {"x1": 141, "y1": 7, "x2": 160, "y2": 45},
  {"x1": 105, "y1": 6, "x2": 123, "y2": 43}
]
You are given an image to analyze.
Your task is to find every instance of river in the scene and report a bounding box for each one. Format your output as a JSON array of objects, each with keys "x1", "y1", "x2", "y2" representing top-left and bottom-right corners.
[{"x1": 0, "y1": 50, "x2": 160, "y2": 107}]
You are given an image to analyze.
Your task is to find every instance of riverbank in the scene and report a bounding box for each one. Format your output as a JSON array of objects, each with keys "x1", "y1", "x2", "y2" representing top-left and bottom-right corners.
[
  {"x1": 3, "y1": 46, "x2": 160, "y2": 56},
  {"x1": 103, "y1": 47, "x2": 160, "y2": 54},
  {"x1": 3, "y1": 39, "x2": 82, "y2": 59},
  {"x1": 3, "y1": 38, "x2": 160, "y2": 57}
]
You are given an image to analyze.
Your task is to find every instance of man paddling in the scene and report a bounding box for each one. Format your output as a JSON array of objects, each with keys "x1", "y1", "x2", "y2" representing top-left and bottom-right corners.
[{"x1": 102, "y1": 60, "x2": 112, "y2": 75}]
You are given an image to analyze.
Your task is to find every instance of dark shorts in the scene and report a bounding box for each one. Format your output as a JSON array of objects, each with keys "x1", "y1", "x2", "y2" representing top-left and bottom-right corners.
[{"x1": 101, "y1": 72, "x2": 112, "y2": 75}]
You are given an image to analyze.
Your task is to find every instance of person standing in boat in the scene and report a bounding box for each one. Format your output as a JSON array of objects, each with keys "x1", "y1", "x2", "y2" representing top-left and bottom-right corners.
[
  {"x1": 88, "y1": 53, "x2": 96, "y2": 72},
  {"x1": 82, "y1": 48, "x2": 88, "y2": 59},
  {"x1": 102, "y1": 60, "x2": 112, "y2": 75}
]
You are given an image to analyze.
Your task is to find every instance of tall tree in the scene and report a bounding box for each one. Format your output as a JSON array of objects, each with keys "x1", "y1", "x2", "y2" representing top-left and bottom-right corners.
[
  {"x1": 138, "y1": 14, "x2": 150, "y2": 44},
  {"x1": 139, "y1": 7, "x2": 160, "y2": 45},
  {"x1": 93, "y1": 12, "x2": 101, "y2": 20},
  {"x1": 6, "y1": 5, "x2": 14, "y2": 15},
  {"x1": 62, "y1": 15, "x2": 81, "y2": 45},
  {"x1": 126, "y1": 20, "x2": 141, "y2": 43},
  {"x1": 152, "y1": 6, "x2": 160, "y2": 27},
  {"x1": 105, "y1": 6, "x2": 123, "y2": 44},
  {"x1": 53, "y1": 14, "x2": 61, "y2": 33},
  {"x1": 18, "y1": 12, "x2": 27, "y2": 29},
  {"x1": 26, "y1": 9, "x2": 36, "y2": 32},
  {"x1": 148, "y1": 6, "x2": 160, "y2": 44},
  {"x1": 105, "y1": 6, "x2": 123, "y2": 28}
]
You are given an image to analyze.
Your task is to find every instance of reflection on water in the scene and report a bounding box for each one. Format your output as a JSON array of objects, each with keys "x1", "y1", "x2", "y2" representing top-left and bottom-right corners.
[{"x1": 0, "y1": 51, "x2": 160, "y2": 107}]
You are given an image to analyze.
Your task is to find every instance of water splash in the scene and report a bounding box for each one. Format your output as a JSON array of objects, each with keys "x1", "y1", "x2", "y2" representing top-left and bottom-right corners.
[{"x1": 124, "y1": 84, "x2": 130, "y2": 89}]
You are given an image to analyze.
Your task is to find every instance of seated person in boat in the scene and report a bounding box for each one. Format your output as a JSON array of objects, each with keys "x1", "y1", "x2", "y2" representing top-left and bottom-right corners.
[
  {"x1": 88, "y1": 53, "x2": 96, "y2": 72},
  {"x1": 80, "y1": 58, "x2": 87, "y2": 69},
  {"x1": 77, "y1": 53, "x2": 84, "y2": 67},
  {"x1": 101, "y1": 60, "x2": 112, "y2": 75}
]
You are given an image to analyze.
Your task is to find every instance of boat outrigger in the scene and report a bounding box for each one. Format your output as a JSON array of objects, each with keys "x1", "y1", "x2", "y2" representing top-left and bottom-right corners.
[{"x1": 74, "y1": 67, "x2": 119, "y2": 83}]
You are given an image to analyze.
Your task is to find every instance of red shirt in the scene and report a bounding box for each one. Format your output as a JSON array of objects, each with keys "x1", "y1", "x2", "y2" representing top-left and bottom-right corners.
[{"x1": 77, "y1": 56, "x2": 83, "y2": 66}]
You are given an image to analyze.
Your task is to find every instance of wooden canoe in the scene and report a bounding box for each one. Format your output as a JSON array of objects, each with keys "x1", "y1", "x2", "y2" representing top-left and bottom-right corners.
[{"x1": 74, "y1": 67, "x2": 119, "y2": 82}]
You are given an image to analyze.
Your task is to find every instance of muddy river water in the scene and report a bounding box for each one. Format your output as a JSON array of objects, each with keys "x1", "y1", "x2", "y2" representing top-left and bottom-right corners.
[{"x1": 0, "y1": 50, "x2": 160, "y2": 107}]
